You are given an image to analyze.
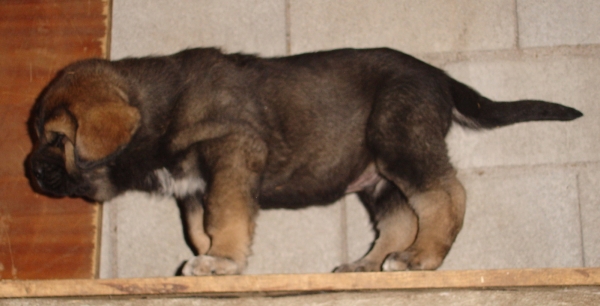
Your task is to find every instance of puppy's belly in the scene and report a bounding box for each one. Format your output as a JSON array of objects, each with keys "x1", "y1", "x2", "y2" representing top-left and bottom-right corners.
[
  {"x1": 152, "y1": 161, "x2": 379, "y2": 209},
  {"x1": 258, "y1": 182, "x2": 348, "y2": 209},
  {"x1": 345, "y1": 163, "x2": 382, "y2": 193},
  {"x1": 258, "y1": 168, "x2": 377, "y2": 209},
  {"x1": 257, "y1": 155, "x2": 376, "y2": 208}
]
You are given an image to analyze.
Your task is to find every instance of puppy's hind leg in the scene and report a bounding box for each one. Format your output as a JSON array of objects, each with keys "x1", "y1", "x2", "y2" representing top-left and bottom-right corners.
[
  {"x1": 334, "y1": 181, "x2": 418, "y2": 272},
  {"x1": 383, "y1": 171, "x2": 466, "y2": 271},
  {"x1": 372, "y1": 142, "x2": 466, "y2": 271},
  {"x1": 366, "y1": 81, "x2": 466, "y2": 271}
]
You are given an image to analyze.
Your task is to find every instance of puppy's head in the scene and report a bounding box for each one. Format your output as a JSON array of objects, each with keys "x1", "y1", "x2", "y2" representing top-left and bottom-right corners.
[{"x1": 28, "y1": 60, "x2": 140, "y2": 202}]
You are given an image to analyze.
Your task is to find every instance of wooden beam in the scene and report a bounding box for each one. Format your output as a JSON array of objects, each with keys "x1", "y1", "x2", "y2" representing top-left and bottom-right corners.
[
  {"x1": 1, "y1": 268, "x2": 599, "y2": 299},
  {"x1": 0, "y1": 0, "x2": 109, "y2": 280}
]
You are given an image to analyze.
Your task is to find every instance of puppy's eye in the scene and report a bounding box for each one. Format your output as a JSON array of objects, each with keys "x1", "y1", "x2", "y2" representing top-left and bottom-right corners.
[{"x1": 48, "y1": 132, "x2": 65, "y2": 148}]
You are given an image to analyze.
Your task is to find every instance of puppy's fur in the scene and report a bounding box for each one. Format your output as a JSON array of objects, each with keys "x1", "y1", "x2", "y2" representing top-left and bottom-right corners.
[{"x1": 28, "y1": 48, "x2": 582, "y2": 275}]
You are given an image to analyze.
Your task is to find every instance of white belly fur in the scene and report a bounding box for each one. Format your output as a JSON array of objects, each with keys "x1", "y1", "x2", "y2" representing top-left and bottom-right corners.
[{"x1": 154, "y1": 168, "x2": 206, "y2": 198}]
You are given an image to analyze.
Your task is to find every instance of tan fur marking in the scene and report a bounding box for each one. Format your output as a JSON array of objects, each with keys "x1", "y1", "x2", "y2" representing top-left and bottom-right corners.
[
  {"x1": 44, "y1": 113, "x2": 76, "y2": 143},
  {"x1": 63, "y1": 141, "x2": 77, "y2": 175},
  {"x1": 336, "y1": 203, "x2": 417, "y2": 272},
  {"x1": 44, "y1": 112, "x2": 78, "y2": 174},
  {"x1": 205, "y1": 178, "x2": 256, "y2": 268},
  {"x1": 384, "y1": 172, "x2": 466, "y2": 271}
]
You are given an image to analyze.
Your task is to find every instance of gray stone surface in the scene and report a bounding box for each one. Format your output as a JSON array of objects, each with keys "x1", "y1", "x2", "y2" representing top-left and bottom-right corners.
[
  {"x1": 246, "y1": 203, "x2": 345, "y2": 274},
  {"x1": 441, "y1": 165, "x2": 583, "y2": 270},
  {"x1": 343, "y1": 194, "x2": 375, "y2": 265},
  {"x1": 289, "y1": 0, "x2": 516, "y2": 54},
  {"x1": 578, "y1": 163, "x2": 600, "y2": 267},
  {"x1": 111, "y1": 0, "x2": 287, "y2": 59},
  {"x1": 444, "y1": 53, "x2": 600, "y2": 169},
  {"x1": 102, "y1": 192, "x2": 192, "y2": 278},
  {"x1": 342, "y1": 164, "x2": 587, "y2": 272},
  {"x1": 101, "y1": 194, "x2": 346, "y2": 277},
  {"x1": 518, "y1": 0, "x2": 600, "y2": 47}
]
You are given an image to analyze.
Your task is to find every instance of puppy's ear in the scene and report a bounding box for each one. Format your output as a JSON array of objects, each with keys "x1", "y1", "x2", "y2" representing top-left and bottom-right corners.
[{"x1": 74, "y1": 100, "x2": 140, "y2": 162}]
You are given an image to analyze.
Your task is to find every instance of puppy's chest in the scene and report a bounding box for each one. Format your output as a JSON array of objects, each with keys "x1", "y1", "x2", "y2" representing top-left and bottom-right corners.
[{"x1": 153, "y1": 168, "x2": 206, "y2": 198}]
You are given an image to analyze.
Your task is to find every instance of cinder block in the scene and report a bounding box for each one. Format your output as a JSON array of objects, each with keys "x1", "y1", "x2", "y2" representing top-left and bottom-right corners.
[
  {"x1": 344, "y1": 194, "x2": 375, "y2": 264},
  {"x1": 111, "y1": 0, "x2": 286, "y2": 59},
  {"x1": 289, "y1": 0, "x2": 516, "y2": 54},
  {"x1": 99, "y1": 201, "x2": 117, "y2": 279},
  {"x1": 518, "y1": 0, "x2": 600, "y2": 47},
  {"x1": 246, "y1": 203, "x2": 345, "y2": 274},
  {"x1": 577, "y1": 162, "x2": 600, "y2": 267},
  {"x1": 102, "y1": 0, "x2": 600, "y2": 279},
  {"x1": 343, "y1": 165, "x2": 584, "y2": 271},
  {"x1": 100, "y1": 192, "x2": 345, "y2": 277},
  {"x1": 441, "y1": 165, "x2": 582, "y2": 270},
  {"x1": 443, "y1": 53, "x2": 600, "y2": 169},
  {"x1": 110, "y1": 192, "x2": 192, "y2": 278}
]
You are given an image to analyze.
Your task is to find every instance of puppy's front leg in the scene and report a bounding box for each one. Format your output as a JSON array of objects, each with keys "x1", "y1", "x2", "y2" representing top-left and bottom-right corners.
[
  {"x1": 178, "y1": 192, "x2": 211, "y2": 255},
  {"x1": 182, "y1": 136, "x2": 266, "y2": 276}
]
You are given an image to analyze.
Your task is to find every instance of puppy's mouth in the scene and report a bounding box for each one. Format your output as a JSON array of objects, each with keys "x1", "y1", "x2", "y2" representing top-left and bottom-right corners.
[{"x1": 30, "y1": 158, "x2": 89, "y2": 198}]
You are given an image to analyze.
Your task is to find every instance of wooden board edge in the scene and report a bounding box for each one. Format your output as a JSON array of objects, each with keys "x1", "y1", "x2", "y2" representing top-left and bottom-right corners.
[
  {"x1": 91, "y1": 0, "x2": 111, "y2": 279},
  {"x1": 91, "y1": 204, "x2": 103, "y2": 279},
  {"x1": 101, "y1": 0, "x2": 112, "y2": 59},
  {"x1": 1, "y1": 268, "x2": 599, "y2": 299}
]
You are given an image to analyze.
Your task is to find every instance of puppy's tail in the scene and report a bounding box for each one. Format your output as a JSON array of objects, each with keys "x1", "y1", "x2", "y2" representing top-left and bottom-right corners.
[{"x1": 449, "y1": 78, "x2": 582, "y2": 129}]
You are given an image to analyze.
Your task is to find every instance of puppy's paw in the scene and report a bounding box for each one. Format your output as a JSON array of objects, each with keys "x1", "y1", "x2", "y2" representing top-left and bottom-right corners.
[
  {"x1": 382, "y1": 252, "x2": 410, "y2": 271},
  {"x1": 334, "y1": 260, "x2": 381, "y2": 273},
  {"x1": 181, "y1": 255, "x2": 241, "y2": 276},
  {"x1": 382, "y1": 250, "x2": 442, "y2": 271}
]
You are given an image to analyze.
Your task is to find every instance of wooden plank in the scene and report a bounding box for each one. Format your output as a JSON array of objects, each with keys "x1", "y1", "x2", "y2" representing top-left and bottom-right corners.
[
  {"x1": 0, "y1": 178, "x2": 100, "y2": 279},
  {"x1": 0, "y1": 0, "x2": 109, "y2": 279},
  {"x1": 1, "y1": 268, "x2": 599, "y2": 298}
]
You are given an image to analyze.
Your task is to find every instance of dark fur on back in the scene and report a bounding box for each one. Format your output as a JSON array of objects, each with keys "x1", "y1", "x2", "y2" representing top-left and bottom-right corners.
[{"x1": 73, "y1": 48, "x2": 577, "y2": 207}]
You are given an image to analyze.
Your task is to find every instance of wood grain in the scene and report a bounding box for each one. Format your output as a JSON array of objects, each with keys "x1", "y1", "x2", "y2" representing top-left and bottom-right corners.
[
  {"x1": 0, "y1": 0, "x2": 109, "y2": 279},
  {"x1": 1, "y1": 268, "x2": 599, "y2": 298}
]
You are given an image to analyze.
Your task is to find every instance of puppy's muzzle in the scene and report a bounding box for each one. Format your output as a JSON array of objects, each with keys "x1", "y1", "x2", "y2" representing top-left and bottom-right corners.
[
  {"x1": 28, "y1": 152, "x2": 86, "y2": 197},
  {"x1": 30, "y1": 157, "x2": 68, "y2": 195}
]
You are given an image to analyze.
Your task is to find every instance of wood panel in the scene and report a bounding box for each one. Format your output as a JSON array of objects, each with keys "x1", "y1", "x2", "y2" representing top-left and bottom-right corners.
[
  {"x1": 0, "y1": 0, "x2": 109, "y2": 279},
  {"x1": 0, "y1": 268, "x2": 599, "y2": 298}
]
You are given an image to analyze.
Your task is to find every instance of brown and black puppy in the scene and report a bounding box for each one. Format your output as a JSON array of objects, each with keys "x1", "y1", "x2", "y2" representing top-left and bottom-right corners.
[{"x1": 28, "y1": 48, "x2": 582, "y2": 275}]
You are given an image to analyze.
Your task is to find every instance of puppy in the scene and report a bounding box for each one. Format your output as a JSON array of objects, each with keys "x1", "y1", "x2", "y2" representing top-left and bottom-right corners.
[{"x1": 28, "y1": 48, "x2": 582, "y2": 275}]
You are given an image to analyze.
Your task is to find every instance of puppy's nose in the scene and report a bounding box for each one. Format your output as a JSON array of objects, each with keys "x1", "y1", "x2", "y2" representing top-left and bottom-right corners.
[
  {"x1": 30, "y1": 161, "x2": 45, "y2": 180},
  {"x1": 33, "y1": 167, "x2": 44, "y2": 179}
]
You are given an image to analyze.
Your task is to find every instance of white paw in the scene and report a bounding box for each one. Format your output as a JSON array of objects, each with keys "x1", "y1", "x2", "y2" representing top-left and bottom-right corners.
[
  {"x1": 382, "y1": 251, "x2": 443, "y2": 271},
  {"x1": 181, "y1": 255, "x2": 241, "y2": 276},
  {"x1": 382, "y1": 257, "x2": 408, "y2": 272},
  {"x1": 382, "y1": 252, "x2": 409, "y2": 272}
]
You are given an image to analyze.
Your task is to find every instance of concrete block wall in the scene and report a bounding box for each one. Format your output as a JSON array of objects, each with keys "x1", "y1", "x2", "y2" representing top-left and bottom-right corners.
[{"x1": 100, "y1": 0, "x2": 600, "y2": 278}]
